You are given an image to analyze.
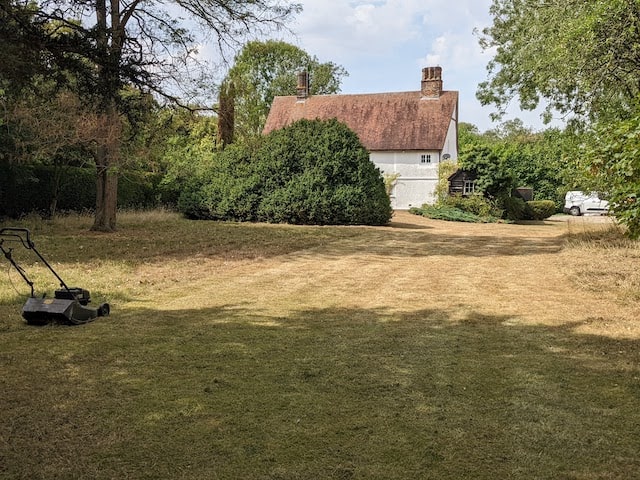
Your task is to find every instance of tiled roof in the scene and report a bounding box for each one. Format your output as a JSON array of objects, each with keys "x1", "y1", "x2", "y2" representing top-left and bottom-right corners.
[{"x1": 263, "y1": 90, "x2": 458, "y2": 151}]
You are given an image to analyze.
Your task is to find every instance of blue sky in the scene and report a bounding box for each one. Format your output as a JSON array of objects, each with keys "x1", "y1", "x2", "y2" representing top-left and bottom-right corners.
[{"x1": 276, "y1": 0, "x2": 557, "y2": 133}]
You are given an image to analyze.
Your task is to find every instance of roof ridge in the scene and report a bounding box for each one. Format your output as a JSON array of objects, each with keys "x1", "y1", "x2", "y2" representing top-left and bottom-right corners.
[{"x1": 274, "y1": 90, "x2": 457, "y2": 99}]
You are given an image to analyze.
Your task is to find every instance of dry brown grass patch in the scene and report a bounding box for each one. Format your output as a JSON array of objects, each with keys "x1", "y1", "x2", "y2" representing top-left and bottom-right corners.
[{"x1": 563, "y1": 218, "x2": 640, "y2": 305}]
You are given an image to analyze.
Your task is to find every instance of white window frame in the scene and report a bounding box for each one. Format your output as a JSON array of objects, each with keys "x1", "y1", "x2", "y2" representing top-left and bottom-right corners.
[
  {"x1": 420, "y1": 154, "x2": 432, "y2": 164},
  {"x1": 463, "y1": 180, "x2": 476, "y2": 195}
]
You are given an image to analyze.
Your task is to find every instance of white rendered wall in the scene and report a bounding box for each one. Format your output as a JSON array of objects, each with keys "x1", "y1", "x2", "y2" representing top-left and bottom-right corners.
[
  {"x1": 442, "y1": 104, "x2": 458, "y2": 161},
  {"x1": 371, "y1": 151, "x2": 440, "y2": 210},
  {"x1": 371, "y1": 112, "x2": 458, "y2": 209}
]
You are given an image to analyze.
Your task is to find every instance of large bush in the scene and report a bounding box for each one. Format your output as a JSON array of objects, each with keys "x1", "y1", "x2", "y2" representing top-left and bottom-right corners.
[
  {"x1": 444, "y1": 193, "x2": 500, "y2": 218},
  {"x1": 409, "y1": 204, "x2": 497, "y2": 223},
  {"x1": 494, "y1": 197, "x2": 557, "y2": 221},
  {"x1": 178, "y1": 119, "x2": 392, "y2": 225},
  {"x1": 502, "y1": 196, "x2": 527, "y2": 221}
]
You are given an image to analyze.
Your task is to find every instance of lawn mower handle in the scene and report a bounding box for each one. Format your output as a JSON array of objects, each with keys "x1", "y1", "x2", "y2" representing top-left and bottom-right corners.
[
  {"x1": 0, "y1": 227, "x2": 71, "y2": 292},
  {"x1": 0, "y1": 228, "x2": 35, "y2": 249},
  {"x1": 0, "y1": 228, "x2": 36, "y2": 297}
]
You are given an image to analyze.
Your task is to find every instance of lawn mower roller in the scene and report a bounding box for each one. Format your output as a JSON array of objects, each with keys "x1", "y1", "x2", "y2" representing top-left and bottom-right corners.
[{"x1": 0, "y1": 227, "x2": 110, "y2": 325}]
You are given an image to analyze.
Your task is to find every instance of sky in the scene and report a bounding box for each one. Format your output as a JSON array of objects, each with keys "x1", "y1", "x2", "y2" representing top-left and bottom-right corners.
[{"x1": 268, "y1": 0, "x2": 557, "y2": 133}]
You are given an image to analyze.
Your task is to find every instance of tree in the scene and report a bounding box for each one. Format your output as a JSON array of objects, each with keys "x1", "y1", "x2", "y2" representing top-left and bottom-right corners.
[
  {"x1": 6, "y1": 88, "x2": 99, "y2": 217},
  {"x1": 586, "y1": 108, "x2": 640, "y2": 238},
  {"x1": 459, "y1": 145, "x2": 514, "y2": 202},
  {"x1": 478, "y1": 0, "x2": 640, "y2": 123},
  {"x1": 217, "y1": 77, "x2": 236, "y2": 147},
  {"x1": 459, "y1": 120, "x2": 583, "y2": 208},
  {"x1": 479, "y1": 0, "x2": 640, "y2": 234},
  {"x1": 221, "y1": 40, "x2": 348, "y2": 143},
  {"x1": 0, "y1": 0, "x2": 40, "y2": 89},
  {"x1": 156, "y1": 108, "x2": 220, "y2": 205},
  {"x1": 2, "y1": 0, "x2": 301, "y2": 231},
  {"x1": 458, "y1": 122, "x2": 483, "y2": 149}
]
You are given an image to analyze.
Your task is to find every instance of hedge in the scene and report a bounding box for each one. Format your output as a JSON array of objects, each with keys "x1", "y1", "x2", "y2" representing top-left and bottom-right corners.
[{"x1": 0, "y1": 163, "x2": 162, "y2": 217}]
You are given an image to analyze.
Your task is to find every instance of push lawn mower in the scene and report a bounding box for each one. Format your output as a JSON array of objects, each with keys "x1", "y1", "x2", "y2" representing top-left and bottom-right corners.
[{"x1": 0, "y1": 227, "x2": 110, "y2": 325}]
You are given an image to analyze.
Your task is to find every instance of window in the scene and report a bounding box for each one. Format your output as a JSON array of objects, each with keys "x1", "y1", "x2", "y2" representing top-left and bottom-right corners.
[
  {"x1": 463, "y1": 180, "x2": 476, "y2": 195},
  {"x1": 420, "y1": 154, "x2": 431, "y2": 164}
]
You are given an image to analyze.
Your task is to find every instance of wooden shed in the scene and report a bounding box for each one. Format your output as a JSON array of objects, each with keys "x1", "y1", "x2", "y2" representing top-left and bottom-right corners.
[{"x1": 448, "y1": 170, "x2": 478, "y2": 197}]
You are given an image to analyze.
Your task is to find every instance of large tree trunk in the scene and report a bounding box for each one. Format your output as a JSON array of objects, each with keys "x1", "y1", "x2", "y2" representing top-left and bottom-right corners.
[
  {"x1": 92, "y1": 147, "x2": 118, "y2": 231},
  {"x1": 91, "y1": 106, "x2": 120, "y2": 232},
  {"x1": 90, "y1": 0, "x2": 120, "y2": 232}
]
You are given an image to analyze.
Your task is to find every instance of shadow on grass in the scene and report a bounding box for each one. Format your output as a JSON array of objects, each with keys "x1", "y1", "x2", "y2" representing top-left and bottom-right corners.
[
  {"x1": 2, "y1": 303, "x2": 639, "y2": 479},
  {"x1": 387, "y1": 219, "x2": 432, "y2": 230}
]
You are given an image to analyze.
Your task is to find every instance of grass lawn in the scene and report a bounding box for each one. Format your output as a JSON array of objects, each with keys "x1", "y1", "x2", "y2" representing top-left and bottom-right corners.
[{"x1": 1, "y1": 211, "x2": 639, "y2": 479}]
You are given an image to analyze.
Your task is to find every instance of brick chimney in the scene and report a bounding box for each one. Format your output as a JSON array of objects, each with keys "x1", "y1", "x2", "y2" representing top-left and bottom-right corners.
[
  {"x1": 421, "y1": 66, "x2": 443, "y2": 99},
  {"x1": 296, "y1": 71, "x2": 309, "y2": 100}
]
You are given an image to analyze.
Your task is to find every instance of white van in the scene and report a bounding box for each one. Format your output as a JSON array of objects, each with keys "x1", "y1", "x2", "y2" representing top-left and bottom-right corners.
[{"x1": 563, "y1": 191, "x2": 610, "y2": 216}]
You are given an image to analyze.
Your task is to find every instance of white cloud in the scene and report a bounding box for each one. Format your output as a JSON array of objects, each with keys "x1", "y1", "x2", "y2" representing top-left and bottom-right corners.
[
  {"x1": 289, "y1": 0, "x2": 494, "y2": 77},
  {"x1": 284, "y1": 0, "x2": 541, "y2": 130},
  {"x1": 291, "y1": 0, "x2": 429, "y2": 61},
  {"x1": 419, "y1": 31, "x2": 493, "y2": 76},
  {"x1": 185, "y1": 0, "x2": 561, "y2": 130},
  {"x1": 424, "y1": 35, "x2": 446, "y2": 66}
]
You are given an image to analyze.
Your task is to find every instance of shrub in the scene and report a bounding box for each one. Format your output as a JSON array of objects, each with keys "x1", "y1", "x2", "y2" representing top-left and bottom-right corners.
[
  {"x1": 383, "y1": 173, "x2": 401, "y2": 197},
  {"x1": 0, "y1": 162, "x2": 161, "y2": 217},
  {"x1": 178, "y1": 119, "x2": 392, "y2": 225},
  {"x1": 525, "y1": 200, "x2": 556, "y2": 220},
  {"x1": 410, "y1": 204, "x2": 497, "y2": 223},
  {"x1": 177, "y1": 146, "x2": 262, "y2": 221},
  {"x1": 258, "y1": 119, "x2": 391, "y2": 225},
  {"x1": 491, "y1": 197, "x2": 556, "y2": 221},
  {"x1": 444, "y1": 193, "x2": 499, "y2": 218},
  {"x1": 502, "y1": 196, "x2": 528, "y2": 221},
  {"x1": 435, "y1": 160, "x2": 457, "y2": 203},
  {"x1": 459, "y1": 145, "x2": 515, "y2": 200},
  {"x1": 177, "y1": 175, "x2": 215, "y2": 220}
]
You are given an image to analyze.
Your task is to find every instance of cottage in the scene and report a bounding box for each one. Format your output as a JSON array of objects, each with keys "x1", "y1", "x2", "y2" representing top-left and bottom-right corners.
[{"x1": 263, "y1": 67, "x2": 459, "y2": 209}]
